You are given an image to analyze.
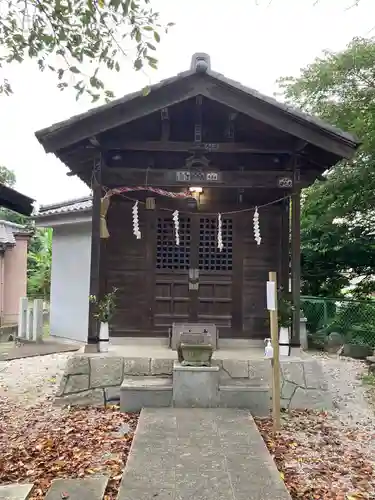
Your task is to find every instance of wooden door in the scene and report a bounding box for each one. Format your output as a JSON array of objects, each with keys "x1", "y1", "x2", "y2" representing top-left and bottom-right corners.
[
  {"x1": 197, "y1": 216, "x2": 233, "y2": 336},
  {"x1": 153, "y1": 213, "x2": 235, "y2": 336},
  {"x1": 154, "y1": 215, "x2": 192, "y2": 331}
]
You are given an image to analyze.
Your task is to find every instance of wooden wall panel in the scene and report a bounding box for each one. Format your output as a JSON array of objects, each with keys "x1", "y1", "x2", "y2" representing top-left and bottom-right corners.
[
  {"x1": 106, "y1": 197, "x2": 149, "y2": 336},
  {"x1": 242, "y1": 204, "x2": 282, "y2": 339}
]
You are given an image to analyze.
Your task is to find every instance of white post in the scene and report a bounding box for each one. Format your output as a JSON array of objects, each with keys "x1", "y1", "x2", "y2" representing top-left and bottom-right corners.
[
  {"x1": 300, "y1": 316, "x2": 308, "y2": 351},
  {"x1": 32, "y1": 299, "x2": 44, "y2": 342},
  {"x1": 26, "y1": 307, "x2": 33, "y2": 341},
  {"x1": 18, "y1": 297, "x2": 28, "y2": 339}
]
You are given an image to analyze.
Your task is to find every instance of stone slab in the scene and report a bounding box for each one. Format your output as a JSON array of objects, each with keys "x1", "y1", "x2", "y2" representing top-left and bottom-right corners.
[
  {"x1": 55, "y1": 388, "x2": 105, "y2": 406},
  {"x1": 290, "y1": 387, "x2": 333, "y2": 410},
  {"x1": 65, "y1": 355, "x2": 90, "y2": 375},
  {"x1": 222, "y1": 359, "x2": 249, "y2": 378},
  {"x1": 0, "y1": 484, "x2": 34, "y2": 499},
  {"x1": 120, "y1": 377, "x2": 172, "y2": 412},
  {"x1": 118, "y1": 408, "x2": 291, "y2": 500},
  {"x1": 219, "y1": 385, "x2": 270, "y2": 416},
  {"x1": 90, "y1": 356, "x2": 124, "y2": 388},
  {"x1": 64, "y1": 374, "x2": 89, "y2": 394},
  {"x1": 105, "y1": 386, "x2": 121, "y2": 403},
  {"x1": 151, "y1": 358, "x2": 174, "y2": 375},
  {"x1": 123, "y1": 358, "x2": 150, "y2": 375},
  {"x1": 173, "y1": 362, "x2": 219, "y2": 408},
  {"x1": 45, "y1": 476, "x2": 108, "y2": 500}
]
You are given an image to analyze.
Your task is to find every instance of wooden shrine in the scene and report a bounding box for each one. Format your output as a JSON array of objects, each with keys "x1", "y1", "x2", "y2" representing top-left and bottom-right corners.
[{"x1": 35, "y1": 53, "x2": 359, "y2": 347}]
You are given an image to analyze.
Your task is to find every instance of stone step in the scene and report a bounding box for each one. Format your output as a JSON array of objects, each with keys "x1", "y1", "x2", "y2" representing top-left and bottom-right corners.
[
  {"x1": 44, "y1": 476, "x2": 109, "y2": 500},
  {"x1": 120, "y1": 376, "x2": 172, "y2": 412},
  {"x1": 0, "y1": 483, "x2": 34, "y2": 500},
  {"x1": 117, "y1": 407, "x2": 291, "y2": 500}
]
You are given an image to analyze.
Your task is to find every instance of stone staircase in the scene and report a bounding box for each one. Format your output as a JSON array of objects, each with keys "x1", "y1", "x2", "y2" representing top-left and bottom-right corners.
[{"x1": 119, "y1": 361, "x2": 271, "y2": 416}]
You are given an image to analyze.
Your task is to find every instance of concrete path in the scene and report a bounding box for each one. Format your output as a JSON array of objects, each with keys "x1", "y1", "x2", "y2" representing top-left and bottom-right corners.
[{"x1": 118, "y1": 408, "x2": 291, "y2": 500}]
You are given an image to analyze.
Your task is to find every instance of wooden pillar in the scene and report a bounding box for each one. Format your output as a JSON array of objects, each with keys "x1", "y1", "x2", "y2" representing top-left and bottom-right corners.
[
  {"x1": 291, "y1": 189, "x2": 301, "y2": 345},
  {"x1": 87, "y1": 157, "x2": 106, "y2": 351},
  {"x1": 279, "y1": 197, "x2": 290, "y2": 295}
]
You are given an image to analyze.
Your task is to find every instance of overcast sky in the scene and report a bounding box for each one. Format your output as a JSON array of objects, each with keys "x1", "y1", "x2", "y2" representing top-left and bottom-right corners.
[{"x1": 1, "y1": 0, "x2": 373, "y2": 205}]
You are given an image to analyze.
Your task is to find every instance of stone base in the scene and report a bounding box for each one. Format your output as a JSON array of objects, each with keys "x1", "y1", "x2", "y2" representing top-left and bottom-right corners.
[
  {"x1": 54, "y1": 353, "x2": 332, "y2": 413},
  {"x1": 120, "y1": 376, "x2": 172, "y2": 412},
  {"x1": 173, "y1": 361, "x2": 219, "y2": 408},
  {"x1": 219, "y1": 384, "x2": 270, "y2": 416}
]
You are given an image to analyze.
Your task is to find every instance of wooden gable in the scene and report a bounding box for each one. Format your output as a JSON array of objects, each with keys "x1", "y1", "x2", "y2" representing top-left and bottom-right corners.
[{"x1": 35, "y1": 53, "x2": 359, "y2": 181}]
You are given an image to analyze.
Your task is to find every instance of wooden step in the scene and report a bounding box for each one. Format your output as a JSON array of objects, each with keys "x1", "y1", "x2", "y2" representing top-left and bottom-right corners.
[{"x1": 44, "y1": 476, "x2": 109, "y2": 500}]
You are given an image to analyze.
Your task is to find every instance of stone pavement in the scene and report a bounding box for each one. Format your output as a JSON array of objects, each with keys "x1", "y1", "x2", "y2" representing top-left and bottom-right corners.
[
  {"x1": 0, "y1": 483, "x2": 33, "y2": 499},
  {"x1": 0, "y1": 341, "x2": 79, "y2": 361},
  {"x1": 117, "y1": 408, "x2": 292, "y2": 500}
]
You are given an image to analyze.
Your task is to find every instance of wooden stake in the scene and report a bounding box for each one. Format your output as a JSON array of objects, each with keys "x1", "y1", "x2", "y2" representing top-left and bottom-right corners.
[{"x1": 269, "y1": 271, "x2": 281, "y2": 432}]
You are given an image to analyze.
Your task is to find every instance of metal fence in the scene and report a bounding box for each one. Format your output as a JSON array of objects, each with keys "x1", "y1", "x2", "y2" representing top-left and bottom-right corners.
[{"x1": 301, "y1": 296, "x2": 375, "y2": 347}]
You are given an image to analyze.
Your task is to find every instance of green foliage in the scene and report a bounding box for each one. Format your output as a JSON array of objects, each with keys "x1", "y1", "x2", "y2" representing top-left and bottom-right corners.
[
  {"x1": 278, "y1": 293, "x2": 293, "y2": 328},
  {"x1": 89, "y1": 287, "x2": 118, "y2": 322},
  {"x1": 27, "y1": 228, "x2": 52, "y2": 299},
  {"x1": 278, "y1": 38, "x2": 375, "y2": 297},
  {"x1": 0, "y1": 0, "x2": 174, "y2": 101},
  {"x1": 0, "y1": 166, "x2": 16, "y2": 187}
]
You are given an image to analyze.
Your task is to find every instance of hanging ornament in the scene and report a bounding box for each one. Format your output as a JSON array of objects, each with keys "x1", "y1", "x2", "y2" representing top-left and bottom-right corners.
[
  {"x1": 172, "y1": 210, "x2": 180, "y2": 246},
  {"x1": 253, "y1": 206, "x2": 261, "y2": 245},
  {"x1": 132, "y1": 201, "x2": 141, "y2": 239},
  {"x1": 217, "y1": 213, "x2": 223, "y2": 251}
]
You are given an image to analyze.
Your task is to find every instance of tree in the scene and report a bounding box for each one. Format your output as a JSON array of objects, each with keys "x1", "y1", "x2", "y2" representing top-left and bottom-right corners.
[
  {"x1": 278, "y1": 37, "x2": 375, "y2": 297},
  {"x1": 27, "y1": 228, "x2": 52, "y2": 299},
  {"x1": 0, "y1": 0, "x2": 174, "y2": 101},
  {"x1": 0, "y1": 166, "x2": 16, "y2": 187}
]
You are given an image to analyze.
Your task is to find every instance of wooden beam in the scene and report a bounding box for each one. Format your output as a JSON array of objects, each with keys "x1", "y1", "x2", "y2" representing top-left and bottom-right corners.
[
  {"x1": 280, "y1": 197, "x2": 290, "y2": 294},
  {"x1": 87, "y1": 157, "x2": 106, "y2": 351},
  {"x1": 103, "y1": 167, "x2": 298, "y2": 189},
  {"x1": 225, "y1": 112, "x2": 237, "y2": 140},
  {"x1": 98, "y1": 140, "x2": 293, "y2": 155},
  {"x1": 160, "y1": 108, "x2": 170, "y2": 142},
  {"x1": 194, "y1": 95, "x2": 203, "y2": 144}
]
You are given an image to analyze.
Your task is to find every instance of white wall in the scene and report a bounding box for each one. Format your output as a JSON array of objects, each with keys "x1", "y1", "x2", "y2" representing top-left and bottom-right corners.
[{"x1": 50, "y1": 222, "x2": 91, "y2": 342}]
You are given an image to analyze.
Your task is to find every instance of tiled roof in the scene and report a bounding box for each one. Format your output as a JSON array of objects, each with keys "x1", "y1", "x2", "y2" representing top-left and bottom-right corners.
[
  {"x1": 36, "y1": 196, "x2": 92, "y2": 218},
  {"x1": 35, "y1": 53, "x2": 359, "y2": 153},
  {"x1": 0, "y1": 220, "x2": 30, "y2": 245}
]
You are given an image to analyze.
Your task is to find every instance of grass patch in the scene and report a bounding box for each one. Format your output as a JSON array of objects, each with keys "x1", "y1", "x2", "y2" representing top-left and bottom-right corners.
[{"x1": 361, "y1": 372, "x2": 375, "y2": 386}]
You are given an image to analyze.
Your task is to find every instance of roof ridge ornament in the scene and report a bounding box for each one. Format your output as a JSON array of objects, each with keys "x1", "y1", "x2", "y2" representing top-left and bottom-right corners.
[{"x1": 191, "y1": 53, "x2": 211, "y2": 73}]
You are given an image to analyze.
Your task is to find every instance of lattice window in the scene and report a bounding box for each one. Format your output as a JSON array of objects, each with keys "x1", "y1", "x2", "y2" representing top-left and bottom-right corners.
[
  {"x1": 199, "y1": 217, "x2": 233, "y2": 271},
  {"x1": 156, "y1": 217, "x2": 191, "y2": 270}
]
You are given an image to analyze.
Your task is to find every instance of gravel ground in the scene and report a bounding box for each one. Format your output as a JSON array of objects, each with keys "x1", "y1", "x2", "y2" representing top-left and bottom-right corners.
[
  {"x1": 312, "y1": 351, "x2": 375, "y2": 425},
  {"x1": 0, "y1": 353, "x2": 69, "y2": 406}
]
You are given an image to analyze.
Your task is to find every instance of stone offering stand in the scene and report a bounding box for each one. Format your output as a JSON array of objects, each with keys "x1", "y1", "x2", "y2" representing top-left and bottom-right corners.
[{"x1": 56, "y1": 353, "x2": 332, "y2": 415}]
